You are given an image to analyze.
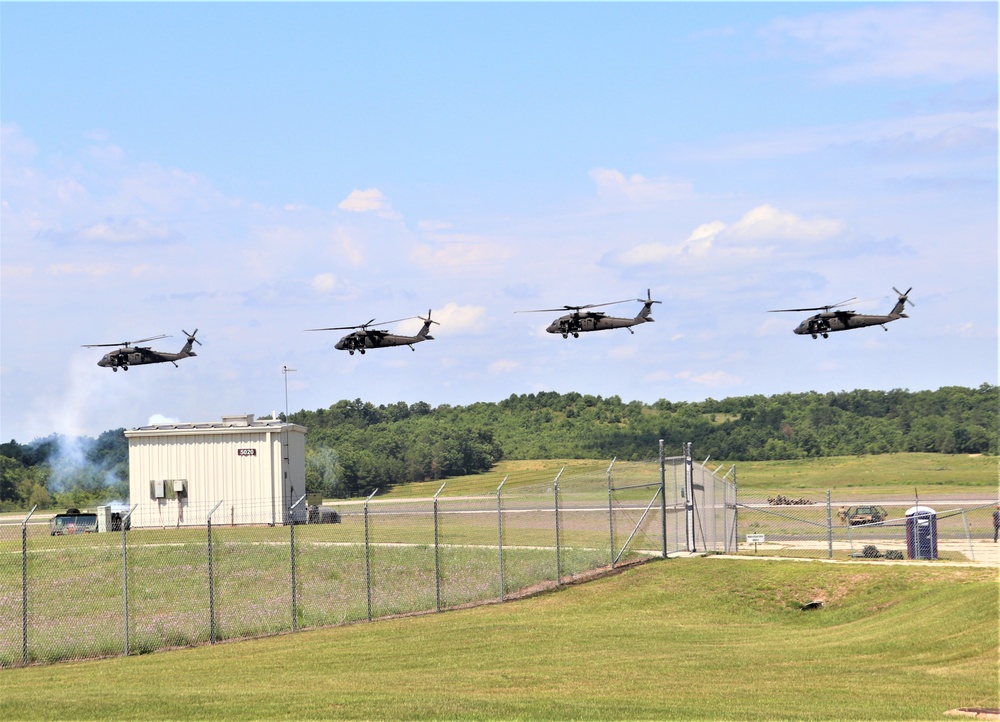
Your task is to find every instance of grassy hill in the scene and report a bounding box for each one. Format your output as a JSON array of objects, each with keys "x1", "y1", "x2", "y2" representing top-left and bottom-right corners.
[{"x1": 1, "y1": 558, "x2": 995, "y2": 720}]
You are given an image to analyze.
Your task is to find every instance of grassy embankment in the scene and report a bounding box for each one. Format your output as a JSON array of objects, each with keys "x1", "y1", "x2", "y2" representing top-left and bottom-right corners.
[{"x1": 0, "y1": 557, "x2": 995, "y2": 721}]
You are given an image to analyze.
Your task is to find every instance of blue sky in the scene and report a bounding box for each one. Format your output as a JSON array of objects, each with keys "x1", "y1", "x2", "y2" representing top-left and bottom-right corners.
[{"x1": 1, "y1": 2, "x2": 996, "y2": 441}]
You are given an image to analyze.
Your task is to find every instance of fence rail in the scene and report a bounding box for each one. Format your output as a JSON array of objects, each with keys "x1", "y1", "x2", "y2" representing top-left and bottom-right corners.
[{"x1": 1, "y1": 444, "x2": 738, "y2": 668}]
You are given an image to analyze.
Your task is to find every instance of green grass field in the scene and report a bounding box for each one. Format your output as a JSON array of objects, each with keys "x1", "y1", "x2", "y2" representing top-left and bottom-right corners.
[
  {"x1": 382, "y1": 453, "x2": 997, "y2": 499},
  {"x1": 0, "y1": 557, "x2": 995, "y2": 721}
]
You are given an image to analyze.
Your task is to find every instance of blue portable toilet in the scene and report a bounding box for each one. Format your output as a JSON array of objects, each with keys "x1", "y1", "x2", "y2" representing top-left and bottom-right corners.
[{"x1": 905, "y1": 506, "x2": 937, "y2": 560}]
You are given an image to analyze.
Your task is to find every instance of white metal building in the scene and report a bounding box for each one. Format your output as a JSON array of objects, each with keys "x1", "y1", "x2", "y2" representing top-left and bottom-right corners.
[{"x1": 126, "y1": 414, "x2": 306, "y2": 527}]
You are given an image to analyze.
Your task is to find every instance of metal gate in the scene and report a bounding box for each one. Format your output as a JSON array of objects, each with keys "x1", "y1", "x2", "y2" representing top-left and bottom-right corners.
[{"x1": 683, "y1": 442, "x2": 737, "y2": 554}]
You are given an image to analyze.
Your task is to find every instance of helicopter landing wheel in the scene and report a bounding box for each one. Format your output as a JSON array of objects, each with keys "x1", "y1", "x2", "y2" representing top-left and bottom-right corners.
[
  {"x1": 822, "y1": 333, "x2": 829, "y2": 339},
  {"x1": 112, "y1": 367, "x2": 118, "y2": 372},
  {"x1": 359, "y1": 349, "x2": 365, "y2": 354},
  {"x1": 562, "y1": 333, "x2": 568, "y2": 339},
  {"x1": 572, "y1": 332, "x2": 579, "y2": 338}
]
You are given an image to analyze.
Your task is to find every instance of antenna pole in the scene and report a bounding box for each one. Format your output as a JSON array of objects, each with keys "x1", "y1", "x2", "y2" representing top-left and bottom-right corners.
[{"x1": 282, "y1": 366, "x2": 297, "y2": 505}]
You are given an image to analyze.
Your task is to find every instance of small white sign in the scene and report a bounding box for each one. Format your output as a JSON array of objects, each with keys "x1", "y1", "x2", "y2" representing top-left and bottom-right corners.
[{"x1": 746, "y1": 534, "x2": 766, "y2": 544}]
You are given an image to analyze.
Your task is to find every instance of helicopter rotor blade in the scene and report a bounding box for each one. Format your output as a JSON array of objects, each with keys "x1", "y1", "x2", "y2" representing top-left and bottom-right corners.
[
  {"x1": 374, "y1": 316, "x2": 420, "y2": 327},
  {"x1": 182, "y1": 329, "x2": 203, "y2": 345},
  {"x1": 305, "y1": 315, "x2": 421, "y2": 332},
  {"x1": 768, "y1": 297, "x2": 857, "y2": 313},
  {"x1": 82, "y1": 334, "x2": 170, "y2": 348},
  {"x1": 516, "y1": 297, "x2": 637, "y2": 314}
]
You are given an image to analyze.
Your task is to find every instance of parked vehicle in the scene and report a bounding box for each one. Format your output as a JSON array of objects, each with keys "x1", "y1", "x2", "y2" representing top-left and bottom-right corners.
[
  {"x1": 50, "y1": 509, "x2": 98, "y2": 536},
  {"x1": 846, "y1": 505, "x2": 889, "y2": 525}
]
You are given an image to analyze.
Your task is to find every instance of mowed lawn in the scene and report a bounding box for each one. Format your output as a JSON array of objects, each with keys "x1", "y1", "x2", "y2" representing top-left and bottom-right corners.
[{"x1": 1, "y1": 557, "x2": 995, "y2": 721}]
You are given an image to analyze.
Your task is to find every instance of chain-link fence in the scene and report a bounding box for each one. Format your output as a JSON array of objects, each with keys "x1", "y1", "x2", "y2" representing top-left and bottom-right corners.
[
  {"x1": 2, "y1": 444, "x2": 739, "y2": 668},
  {"x1": 735, "y1": 490, "x2": 998, "y2": 561}
]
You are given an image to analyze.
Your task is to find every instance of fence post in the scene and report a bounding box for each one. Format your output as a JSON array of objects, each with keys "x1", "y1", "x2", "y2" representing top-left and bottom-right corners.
[
  {"x1": 553, "y1": 466, "x2": 564, "y2": 585},
  {"x1": 659, "y1": 441, "x2": 667, "y2": 558},
  {"x1": 289, "y1": 494, "x2": 306, "y2": 632},
  {"x1": 827, "y1": 490, "x2": 833, "y2": 559},
  {"x1": 960, "y1": 510, "x2": 975, "y2": 561},
  {"x1": 607, "y1": 457, "x2": 617, "y2": 568},
  {"x1": 20, "y1": 505, "x2": 36, "y2": 667},
  {"x1": 497, "y1": 477, "x2": 507, "y2": 602},
  {"x1": 207, "y1": 500, "x2": 223, "y2": 644},
  {"x1": 122, "y1": 504, "x2": 137, "y2": 656},
  {"x1": 731, "y1": 465, "x2": 738, "y2": 553},
  {"x1": 364, "y1": 489, "x2": 378, "y2": 622},
  {"x1": 433, "y1": 483, "x2": 446, "y2": 612}
]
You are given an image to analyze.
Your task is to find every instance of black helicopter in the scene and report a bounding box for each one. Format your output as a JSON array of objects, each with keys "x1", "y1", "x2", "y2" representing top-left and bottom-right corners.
[
  {"x1": 518, "y1": 290, "x2": 661, "y2": 339},
  {"x1": 306, "y1": 311, "x2": 438, "y2": 355},
  {"x1": 84, "y1": 330, "x2": 201, "y2": 371},
  {"x1": 769, "y1": 287, "x2": 914, "y2": 339}
]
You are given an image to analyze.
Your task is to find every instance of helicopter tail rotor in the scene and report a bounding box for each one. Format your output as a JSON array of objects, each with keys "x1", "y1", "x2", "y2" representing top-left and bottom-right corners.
[
  {"x1": 892, "y1": 287, "x2": 915, "y2": 307},
  {"x1": 182, "y1": 329, "x2": 203, "y2": 346},
  {"x1": 890, "y1": 287, "x2": 914, "y2": 318}
]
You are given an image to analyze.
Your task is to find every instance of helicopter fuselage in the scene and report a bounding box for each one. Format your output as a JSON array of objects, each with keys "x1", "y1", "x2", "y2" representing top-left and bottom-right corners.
[
  {"x1": 89, "y1": 332, "x2": 200, "y2": 371},
  {"x1": 98, "y1": 348, "x2": 197, "y2": 370},
  {"x1": 547, "y1": 313, "x2": 654, "y2": 338},
  {"x1": 335, "y1": 329, "x2": 434, "y2": 355},
  {"x1": 795, "y1": 312, "x2": 905, "y2": 339}
]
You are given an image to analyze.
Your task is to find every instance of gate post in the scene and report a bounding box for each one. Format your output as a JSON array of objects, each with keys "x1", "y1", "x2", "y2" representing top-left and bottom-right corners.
[
  {"x1": 659, "y1": 440, "x2": 667, "y2": 558},
  {"x1": 684, "y1": 443, "x2": 696, "y2": 552}
]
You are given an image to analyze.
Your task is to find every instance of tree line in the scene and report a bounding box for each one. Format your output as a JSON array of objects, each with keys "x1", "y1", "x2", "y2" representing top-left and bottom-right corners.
[{"x1": 1, "y1": 384, "x2": 995, "y2": 509}]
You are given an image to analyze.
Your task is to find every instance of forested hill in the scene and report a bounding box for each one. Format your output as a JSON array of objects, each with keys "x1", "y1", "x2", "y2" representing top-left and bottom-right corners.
[
  {"x1": 291, "y1": 384, "x2": 997, "y2": 497},
  {"x1": 1, "y1": 385, "x2": 995, "y2": 508}
]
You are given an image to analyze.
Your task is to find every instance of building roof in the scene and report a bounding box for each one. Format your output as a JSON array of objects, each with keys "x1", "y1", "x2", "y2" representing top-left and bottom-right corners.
[{"x1": 125, "y1": 414, "x2": 306, "y2": 435}]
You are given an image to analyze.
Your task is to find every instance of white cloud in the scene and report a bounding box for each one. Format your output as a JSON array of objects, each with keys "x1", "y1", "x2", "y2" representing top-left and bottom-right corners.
[
  {"x1": 411, "y1": 235, "x2": 511, "y2": 270},
  {"x1": 78, "y1": 217, "x2": 171, "y2": 243},
  {"x1": 311, "y1": 273, "x2": 342, "y2": 293},
  {"x1": 418, "y1": 302, "x2": 486, "y2": 335},
  {"x1": 607, "y1": 346, "x2": 637, "y2": 361},
  {"x1": 589, "y1": 168, "x2": 693, "y2": 205},
  {"x1": 618, "y1": 221, "x2": 725, "y2": 265},
  {"x1": 722, "y1": 204, "x2": 845, "y2": 245},
  {"x1": 764, "y1": 5, "x2": 997, "y2": 83},
  {"x1": 489, "y1": 360, "x2": 521, "y2": 373},
  {"x1": 614, "y1": 206, "x2": 845, "y2": 268},
  {"x1": 339, "y1": 188, "x2": 390, "y2": 213},
  {"x1": 332, "y1": 229, "x2": 365, "y2": 268},
  {"x1": 49, "y1": 263, "x2": 114, "y2": 277},
  {"x1": 674, "y1": 370, "x2": 743, "y2": 388}
]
